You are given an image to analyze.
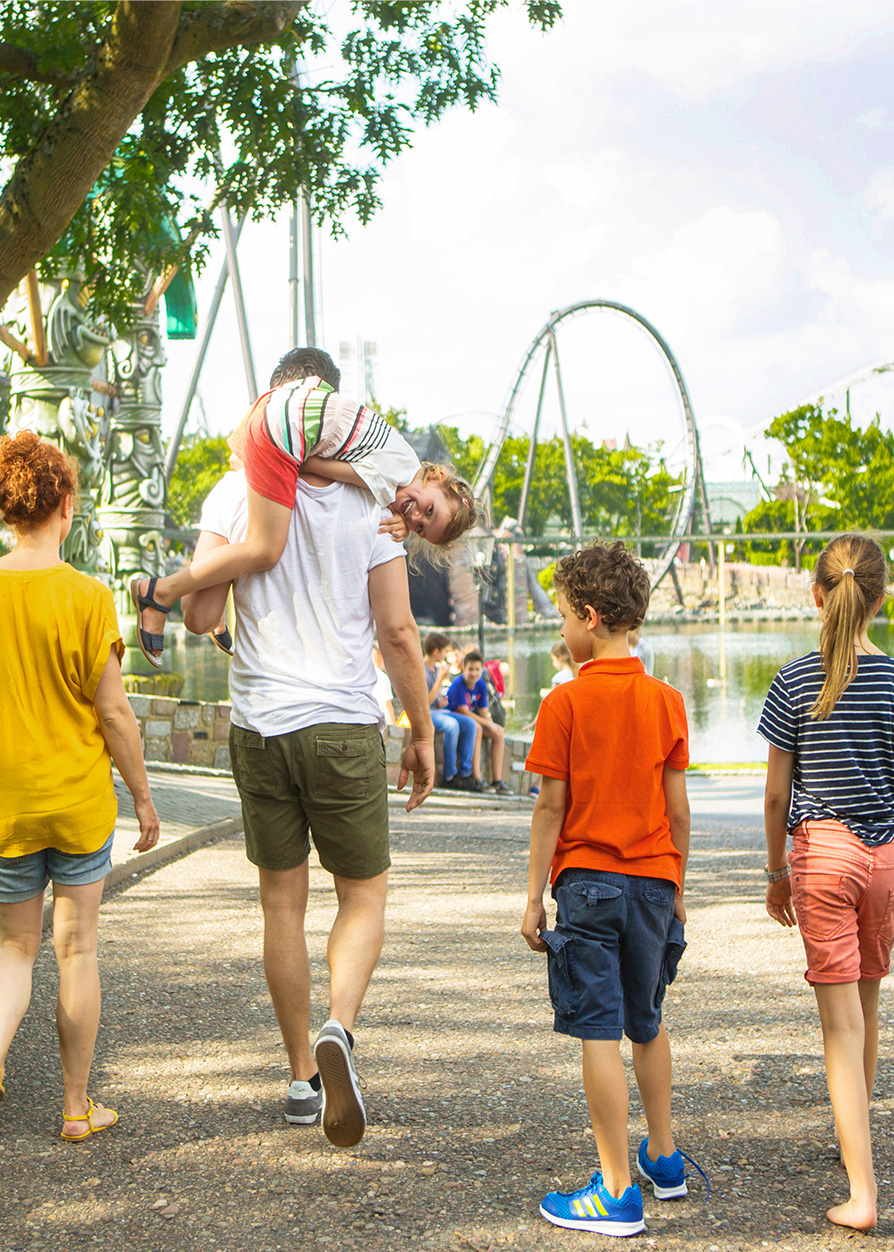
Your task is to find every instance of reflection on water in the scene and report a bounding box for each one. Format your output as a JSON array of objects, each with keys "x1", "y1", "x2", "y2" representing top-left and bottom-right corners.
[{"x1": 170, "y1": 618, "x2": 894, "y2": 765}]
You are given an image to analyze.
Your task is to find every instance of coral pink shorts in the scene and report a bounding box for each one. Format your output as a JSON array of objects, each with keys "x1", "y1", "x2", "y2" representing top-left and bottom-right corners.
[{"x1": 790, "y1": 820, "x2": 894, "y2": 985}]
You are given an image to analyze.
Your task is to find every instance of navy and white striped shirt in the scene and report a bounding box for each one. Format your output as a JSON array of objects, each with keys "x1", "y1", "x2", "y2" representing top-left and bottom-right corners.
[{"x1": 757, "y1": 651, "x2": 894, "y2": 845}]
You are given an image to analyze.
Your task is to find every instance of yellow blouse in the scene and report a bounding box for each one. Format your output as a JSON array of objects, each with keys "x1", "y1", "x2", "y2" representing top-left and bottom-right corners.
[{"x1": 0, "y1": 563, "x2": 124, "y2": 857}]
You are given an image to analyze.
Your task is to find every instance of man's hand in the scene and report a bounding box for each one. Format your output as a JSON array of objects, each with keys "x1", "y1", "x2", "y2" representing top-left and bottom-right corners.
[
  {"x1": 397, "y1": 736, "x2": 435, "y2": 811},
  {"x1": 378, "y1": 511, "x2": 409, "y2": 543},
  {"x1": 521, "y1": 899, "x2": 548, "y2": 952},
  {"x1": 674, "y1": 893, "x2": 687, "y2": 925}
]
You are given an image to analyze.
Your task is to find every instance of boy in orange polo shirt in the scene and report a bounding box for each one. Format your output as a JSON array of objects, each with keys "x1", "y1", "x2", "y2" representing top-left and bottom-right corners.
[{"x1": 521, "y1": 542, "x2": 699, "y2": 1237}]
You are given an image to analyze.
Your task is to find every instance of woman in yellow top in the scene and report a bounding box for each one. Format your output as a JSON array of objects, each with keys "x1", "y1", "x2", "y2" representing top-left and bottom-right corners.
[{"x1": 0, "y1": 431, "x2": 159, "y2": 1141}]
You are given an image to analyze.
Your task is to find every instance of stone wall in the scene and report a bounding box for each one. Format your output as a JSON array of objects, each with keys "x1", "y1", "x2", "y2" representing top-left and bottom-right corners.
[{"x1": 127, "y1": 695, "x2": 535, "y2": 794}]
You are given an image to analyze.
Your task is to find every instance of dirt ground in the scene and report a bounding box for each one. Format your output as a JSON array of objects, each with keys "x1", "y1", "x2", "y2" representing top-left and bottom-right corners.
[{"x1": 2, "y1": 798, "x2": 893, "y2": 1251}]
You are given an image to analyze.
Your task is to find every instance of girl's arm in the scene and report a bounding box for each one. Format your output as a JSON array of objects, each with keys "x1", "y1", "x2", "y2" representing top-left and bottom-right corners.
[
  {"x1": 522, "y1": 776, "x2": 567, "y2": 951},
  {"x1": 92, "y1": 652, "x2": 160, "y2": 851},
  {"x1": 764, "y1": 745, "x2": 796, "y2": 927},
  {"x1": 663, "y1": 765, "x2": 690, "y2": 923},
  {"x1": 300, "y1": 455, "x2": 364, "y2": 487},
  {"x1": 299, "y1": 456, "x2": 409, "y2": 541}
]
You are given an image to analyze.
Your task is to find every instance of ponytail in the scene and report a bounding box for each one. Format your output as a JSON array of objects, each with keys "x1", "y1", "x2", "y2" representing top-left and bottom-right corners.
[{"x1": 810, "y1": 533, "x2": 888, "y2": 720}]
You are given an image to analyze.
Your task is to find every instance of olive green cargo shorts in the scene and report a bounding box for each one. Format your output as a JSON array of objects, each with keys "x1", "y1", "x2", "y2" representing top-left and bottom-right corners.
[{"x1": 229, "y1": 722, "x2": 390, "y2": 879}]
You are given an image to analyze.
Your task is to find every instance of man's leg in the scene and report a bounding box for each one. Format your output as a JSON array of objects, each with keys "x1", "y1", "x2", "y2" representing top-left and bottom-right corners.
[
  {"x1": 258, "y1": 862, "x2": 314, "y2": 1081},
  {"x1": 313, "y1": 870, "x2": 388, "y2": 1147},
  {"x1": 328, "y1": 870, "x2": 389, "y2": 1030}
]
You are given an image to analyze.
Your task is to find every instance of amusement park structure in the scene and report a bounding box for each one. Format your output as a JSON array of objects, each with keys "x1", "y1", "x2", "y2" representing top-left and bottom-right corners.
[{"x1": 472, "y1": 299, "x2": 714, "y2": 589}]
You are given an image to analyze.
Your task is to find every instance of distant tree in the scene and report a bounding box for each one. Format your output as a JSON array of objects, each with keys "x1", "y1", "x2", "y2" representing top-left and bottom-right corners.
[
  {"x1": 766, "y1": 403, "x2": 894, "y2": 567},
  {"x1": 166, "y1": 434, "x2": 229, "y2": 528},
  {"x1": 0, "y1": 1, "x2": 561, "y2": 326}
]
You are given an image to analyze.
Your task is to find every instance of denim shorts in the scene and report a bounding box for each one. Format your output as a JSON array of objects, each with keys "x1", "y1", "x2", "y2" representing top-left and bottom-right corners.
[
  {"x1": 0, "y1": 831, "x2": 114, "y2": 904},
  {"x1": 790, "y1": 820, "x2": 894, "y2": 984},
  {"x1": 542, "y1": 868, "x2": 685, "y2": 1043}
]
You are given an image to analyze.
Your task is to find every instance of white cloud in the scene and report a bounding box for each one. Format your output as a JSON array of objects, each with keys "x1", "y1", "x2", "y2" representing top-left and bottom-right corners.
[
  {"x1": 857, "y1": 107, "x2": 888, "y2": 128},
  {"x1": 863, "y1": 167, "x2": 894, "y2": 224}
]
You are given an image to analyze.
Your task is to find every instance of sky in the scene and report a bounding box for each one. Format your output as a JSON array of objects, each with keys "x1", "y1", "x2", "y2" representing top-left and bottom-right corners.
[{"x1": 162, "y1": 0, "x2": 894, "y2": 485}]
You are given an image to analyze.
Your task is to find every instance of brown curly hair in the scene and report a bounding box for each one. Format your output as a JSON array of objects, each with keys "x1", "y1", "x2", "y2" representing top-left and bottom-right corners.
[
  {"x1": 553, "y1": 541, "x2": 651, "y2": 632},
  {"x1": 0, "y1": 430, "x2": 79, "y2": 528}
]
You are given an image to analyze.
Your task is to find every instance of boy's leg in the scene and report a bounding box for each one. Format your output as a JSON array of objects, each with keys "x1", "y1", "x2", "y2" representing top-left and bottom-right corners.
[
  {"x1": 814, "y1": 981, "x2": 877, "y2": 1229},
  {"x1": 582, "y1": 1039, "x2": 631, "y2": 1198},
  {"x1": 430, "y1": 710, "x2": 459, "y2": 781},
  {"x1": 631, "y1": 1022, "x2": 675, "y2": 1160},
  {"x1": 134, "y1": 491, "x2": 293, "y2": 650},
  {"x1": 454, "y1": 713, "x2": 478, "y2": 778}
]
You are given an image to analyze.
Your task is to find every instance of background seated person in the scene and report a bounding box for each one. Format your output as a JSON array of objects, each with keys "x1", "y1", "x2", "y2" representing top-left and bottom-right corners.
[
  {"x1": 446, "y1": 650, "x2": 510, "y2": 794},
  {"x1": 423, "y1": 632, "x2": 482, "y2": 791}
]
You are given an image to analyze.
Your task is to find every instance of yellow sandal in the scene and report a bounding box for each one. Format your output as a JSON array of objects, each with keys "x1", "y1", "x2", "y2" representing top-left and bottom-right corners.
[{"x1": 60, "y1": 1097, "x2": 118, "y2": 1141}]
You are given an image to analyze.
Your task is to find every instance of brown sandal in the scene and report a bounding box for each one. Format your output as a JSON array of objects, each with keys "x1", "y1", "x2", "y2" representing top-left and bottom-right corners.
[{"x1": 60, "y1": 1097, "x2": 118, "y2": 1141}]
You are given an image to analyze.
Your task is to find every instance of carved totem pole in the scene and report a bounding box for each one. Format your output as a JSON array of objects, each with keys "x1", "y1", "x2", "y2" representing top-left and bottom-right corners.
[
  {"x1": 97, "y1": 299, "x2": 169, "y2": 672},
  {"x1": 4, "y1": 274, "x2": 110, "y2": 574},
  {"x1": 1, "y1": 275, "x2": 171, "y2": 675}
]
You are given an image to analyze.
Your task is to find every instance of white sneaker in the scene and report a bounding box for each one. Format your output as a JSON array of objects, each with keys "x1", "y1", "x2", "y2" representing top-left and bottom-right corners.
[
  {"x1": 313, "y1": 1019, "x2": 366, "y2": 1147},
  {"x1": 283, "y1": 1078, "x2": 322, "y2": 1125}
]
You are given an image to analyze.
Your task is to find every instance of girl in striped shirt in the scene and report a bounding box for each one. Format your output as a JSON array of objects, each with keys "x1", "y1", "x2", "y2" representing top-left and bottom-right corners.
[
  {"x1": 759, "y1": 532, "x2": 894, "y2": 1231},
  {"x1": 130, "y1": 348, "x2": 480, "y2": 667}
]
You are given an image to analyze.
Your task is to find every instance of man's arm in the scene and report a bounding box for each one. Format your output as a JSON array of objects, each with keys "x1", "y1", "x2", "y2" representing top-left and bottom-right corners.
[
  {"x1": 663, "y1": 765, "x2": 690, "y2": 924},
  {"x1": 181, "y1": 530, "x2": 232, "y2": 635},
  {"x1": 369, "y1": 556, "x2": 434, "y2": 811},
  {"x1": 521, "y1": 776, "x2": 567, "y2": 951},
  {"x1": 764, "y1": 745, "x2": 796, "y2": 927}
]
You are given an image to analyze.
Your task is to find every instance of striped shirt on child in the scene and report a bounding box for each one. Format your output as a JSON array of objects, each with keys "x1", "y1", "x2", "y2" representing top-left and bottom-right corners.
[{"x1": 757, "y1": 651, "x2": 894, "y2": 846}]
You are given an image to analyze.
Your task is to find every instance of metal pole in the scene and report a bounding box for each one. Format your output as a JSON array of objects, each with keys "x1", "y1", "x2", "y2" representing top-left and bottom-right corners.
[
  {"x1": 289, "y1": 200, "x2": 300, "y2": 349},
  {"x1": 165, "y1": 215, "x2": 247, "y2": 484},
  {"x1": 718, "y1": 539, "x2": 726, "y2": 633},
  {"x1": 477, "y1": 579, "x2": 486, "y2": 656},
  {"x1": 549, "y1": 328, "x2": 583, "y2": 542},
  {"x1": 302, "y1": 190, "x2": 316, "y2": 347},
  {"x1": 220, "y1": 206, "x2": 258, "y2": 402},
  {"x1": 518, "y1": 343, "x2": 551, "y2": 531}
]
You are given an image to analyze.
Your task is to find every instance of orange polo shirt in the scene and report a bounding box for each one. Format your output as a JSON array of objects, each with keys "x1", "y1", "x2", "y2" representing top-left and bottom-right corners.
[{"x1": 525, "y1": 656, "x2": 689, "y2": 888}]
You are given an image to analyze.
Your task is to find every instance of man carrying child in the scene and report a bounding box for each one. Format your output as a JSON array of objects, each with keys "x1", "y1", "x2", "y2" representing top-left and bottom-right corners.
[{"x1": 521, "y1": 541, "x2": 696, "y2": 1237}]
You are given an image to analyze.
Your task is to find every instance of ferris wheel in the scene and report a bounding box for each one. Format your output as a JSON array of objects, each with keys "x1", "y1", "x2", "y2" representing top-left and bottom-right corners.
[{"x1": 473, "y1": 300, "x2": 712, "y2": 587}]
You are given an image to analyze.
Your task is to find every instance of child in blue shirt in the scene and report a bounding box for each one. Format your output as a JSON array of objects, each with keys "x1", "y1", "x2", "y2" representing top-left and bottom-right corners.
[{"x1": 446, "y1": 650, "x2": 509, "y2": 793}]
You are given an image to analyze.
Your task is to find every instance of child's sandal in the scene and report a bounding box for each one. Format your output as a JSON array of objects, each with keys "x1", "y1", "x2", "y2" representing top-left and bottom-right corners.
[
  {"x1": 60, "y1": 1096, "x2": 118, "y2": 1142},
  {"x1": 130, "y1": 576, "x2": 171, "y2": 669}
]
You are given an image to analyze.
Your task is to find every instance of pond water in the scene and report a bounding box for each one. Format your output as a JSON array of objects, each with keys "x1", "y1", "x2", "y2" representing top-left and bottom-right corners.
[{"x1": 170, "y1": 618, "x2": 894, "y2": 766}]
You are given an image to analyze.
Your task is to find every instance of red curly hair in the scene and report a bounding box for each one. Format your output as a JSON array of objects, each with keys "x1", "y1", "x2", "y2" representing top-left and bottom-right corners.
[{"x1": 0, "y1": 430, "x2": 78, "y2": 528}]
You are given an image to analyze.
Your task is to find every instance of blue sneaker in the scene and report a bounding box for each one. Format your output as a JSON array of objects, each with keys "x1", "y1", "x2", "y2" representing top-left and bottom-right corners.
[
  {"x1": 539, "y1": 1172, "x2": 645, "y2": 1236},
  {"x1": 636, "y1": 1138, "x2": 709, "y2": 1200}
]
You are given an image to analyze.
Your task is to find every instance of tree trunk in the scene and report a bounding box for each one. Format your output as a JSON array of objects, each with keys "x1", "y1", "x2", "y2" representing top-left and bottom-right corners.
[{"x1": 0, "y1": 2, "x2": 182, "y2": 310}]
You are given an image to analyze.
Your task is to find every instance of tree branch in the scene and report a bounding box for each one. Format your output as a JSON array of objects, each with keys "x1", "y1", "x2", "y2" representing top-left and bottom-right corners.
[
  {"x1": 0, "y1": 1, "x2": 183, "y2": 309},
  {"x1": 0, "y1": 43, "x2": 80, "y2": 87},
  {"x1": 164, "y1": 1, "x2": 308, "y2": 76}
]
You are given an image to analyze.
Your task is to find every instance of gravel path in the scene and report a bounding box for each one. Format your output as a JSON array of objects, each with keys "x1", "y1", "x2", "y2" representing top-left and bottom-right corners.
[{"x1": 2, "y1": 792, "x2": 893, "y2": 1251}]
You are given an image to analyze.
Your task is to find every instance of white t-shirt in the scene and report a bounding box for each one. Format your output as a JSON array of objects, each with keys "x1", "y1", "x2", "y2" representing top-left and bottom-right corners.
[{"x1": 199, "y1": 469, "x2": 403, "y2": 737}]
